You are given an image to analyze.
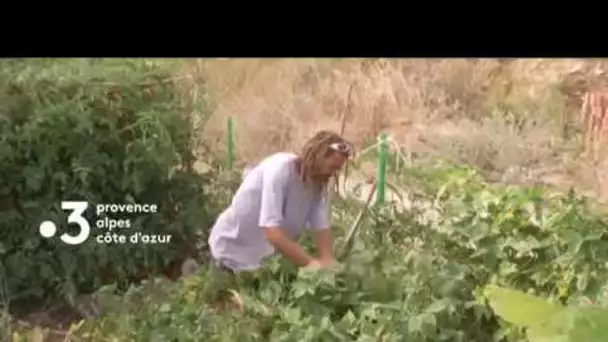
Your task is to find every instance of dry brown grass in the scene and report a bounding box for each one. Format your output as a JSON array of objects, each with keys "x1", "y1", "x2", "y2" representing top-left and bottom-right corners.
[{"x1": 176, "y1": 58, "x2": 608, "y2": 200}]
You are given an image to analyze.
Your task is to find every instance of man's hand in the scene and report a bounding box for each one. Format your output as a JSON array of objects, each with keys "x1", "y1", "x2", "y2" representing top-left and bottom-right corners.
[
  {"x1": 303, "y1": 259, "x2": 323, "y2": 270},
  {"x1": 319, "y1": 257, "x2": 342, "y2": 271},
  {"x1": 303, "y1": 257, "x2": 342, "y2": 272},
  {"x1": 319, "y1": 257, "x2": 337, "y2": 266}
]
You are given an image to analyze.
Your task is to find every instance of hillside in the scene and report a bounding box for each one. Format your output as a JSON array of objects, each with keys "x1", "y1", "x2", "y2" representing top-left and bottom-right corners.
[{"x1": 180, "y1": 58, "x2": 608, "y2": 200}]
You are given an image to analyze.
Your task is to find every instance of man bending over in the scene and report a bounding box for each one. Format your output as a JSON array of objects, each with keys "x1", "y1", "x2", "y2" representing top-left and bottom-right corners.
[{"x1": 208, "y1": 130, "x2": 353, "y2": 273}]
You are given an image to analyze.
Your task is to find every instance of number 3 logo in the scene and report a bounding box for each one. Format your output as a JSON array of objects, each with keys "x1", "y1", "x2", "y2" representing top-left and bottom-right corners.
[{"x1": 60, "y1": 201, "x2": 91, "y2": 245}]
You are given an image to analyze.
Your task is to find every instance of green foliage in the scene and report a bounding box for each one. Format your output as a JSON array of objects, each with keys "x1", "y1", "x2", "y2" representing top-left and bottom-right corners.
[
  {"x1": 483, "y1": 284, "x2": 608, "y2": 342},
  {"x1": 68, "y1": 243, "x2": 497, "y2": 341},
  {"x1": 59, "y1": 164, "x2": 608, "y2": 341},
  {"x1": 435, "y1": 177, "x2": 608, "y2": 302},
  {"x1": 0, "y1": 59, "x2": 216, "y2": 310}
]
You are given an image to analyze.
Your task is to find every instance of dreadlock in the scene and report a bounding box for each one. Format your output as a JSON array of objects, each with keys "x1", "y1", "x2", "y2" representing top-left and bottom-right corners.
[{"x1": 295, "y1": 130, "x2": 353, "y2": 194}]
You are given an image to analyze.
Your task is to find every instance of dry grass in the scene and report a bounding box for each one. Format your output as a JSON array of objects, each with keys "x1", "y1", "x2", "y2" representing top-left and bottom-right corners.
[{"x1": 176, "y1": 58, "x2": 608, "y2": 200}]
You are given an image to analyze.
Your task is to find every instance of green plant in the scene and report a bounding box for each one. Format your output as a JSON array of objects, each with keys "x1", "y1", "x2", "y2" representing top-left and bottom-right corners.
[
  {"x1": 0, "y1": 58, "x2": 217, "y2": 313},
  {"x1": 12, "y1": 145, "x2": 606, "y2": 341},
  {"x1": 483, "y1": 284, "x2": 608, "y2": 341}
]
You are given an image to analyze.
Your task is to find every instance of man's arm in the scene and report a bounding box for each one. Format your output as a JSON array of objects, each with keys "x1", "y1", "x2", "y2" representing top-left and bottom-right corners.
[
  {"x1": 259, "y1": 162, "x2": 316, "y2": 267},
  {"x1": 263, "y1": 228, "x2": 315, "y2": 267},
  {"x1": 308, "y1": 195, "x2": 333, "y2": 263}
]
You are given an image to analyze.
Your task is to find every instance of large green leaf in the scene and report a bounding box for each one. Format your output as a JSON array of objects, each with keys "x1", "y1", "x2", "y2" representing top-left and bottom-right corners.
[
  {"x1": 483, "y1": 284, "x2": 564, "y2": 327},
  {"x1": 567, "y1": 307, "x2": 608, "y2": 341},
  {"x1": 485, "y1": 285, "x2": 608, "y2": 342}
]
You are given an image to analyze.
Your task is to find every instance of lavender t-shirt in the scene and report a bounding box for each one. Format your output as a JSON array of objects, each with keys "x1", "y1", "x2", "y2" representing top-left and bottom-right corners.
[{"x1": 208, "y1": 152, "x2": 329, "y2": 271}]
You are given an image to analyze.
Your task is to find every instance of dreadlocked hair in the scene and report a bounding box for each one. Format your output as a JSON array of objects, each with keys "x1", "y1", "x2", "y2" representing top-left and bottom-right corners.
[{"x1": 296, "y1": 130, "x2": 352, "y2": 196}]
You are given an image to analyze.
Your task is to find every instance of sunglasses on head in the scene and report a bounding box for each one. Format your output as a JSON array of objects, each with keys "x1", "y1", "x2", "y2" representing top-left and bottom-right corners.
[{"x1": 328, "y1": 142, "x2": 354, "y2": 158}]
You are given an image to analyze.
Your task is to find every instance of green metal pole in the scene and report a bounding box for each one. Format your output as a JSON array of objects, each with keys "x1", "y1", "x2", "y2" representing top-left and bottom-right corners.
[
  {"x1": 227, "y1": 116, "x2": 234, "y2": 170},
  {"x1": 376, "y1": 132, "x2": 387, "y2": 205}
]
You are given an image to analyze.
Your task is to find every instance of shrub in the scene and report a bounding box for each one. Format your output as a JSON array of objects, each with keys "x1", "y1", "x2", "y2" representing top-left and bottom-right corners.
[
  {"x1": 483, "y1": 284, "x2": 608, "y2": 341},
  {"x1": 0, "y1": 58, "x2": 216, "y2": 312},
  {"x1": 58, "y1": 165, "x2": 608, "y2": 341}
]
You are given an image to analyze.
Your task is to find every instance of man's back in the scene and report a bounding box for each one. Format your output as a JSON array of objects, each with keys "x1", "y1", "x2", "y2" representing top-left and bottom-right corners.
[{"x1": 208, "y1": 152, "x2": 321, "y2": 271}]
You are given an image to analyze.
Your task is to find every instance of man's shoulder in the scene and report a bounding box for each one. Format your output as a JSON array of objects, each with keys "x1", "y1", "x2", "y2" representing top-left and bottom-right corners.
[
  {"x1": 260, "y1": 152, "x2": 297, "y2": 168},
  {"x1": 254, "y1": 152, "x2": 297, "y2": 179}
]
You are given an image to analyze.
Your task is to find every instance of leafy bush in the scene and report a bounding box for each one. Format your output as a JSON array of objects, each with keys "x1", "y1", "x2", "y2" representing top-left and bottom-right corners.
[
  {"x1": 54, "y1": 166, "x2": 608, "y2": 341},
  {"x1": 433, "y1": 173, "x2": 608, "y2": 302},
  {"x1": 483, "y1": 284, "x2": 608, "y2": 341},
  {"x1": 0, "y1": 59, "x2": 216, "y2": 311},
  {"x1": 65, "y1": 244, "x2": 498, "y2": 341}
]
